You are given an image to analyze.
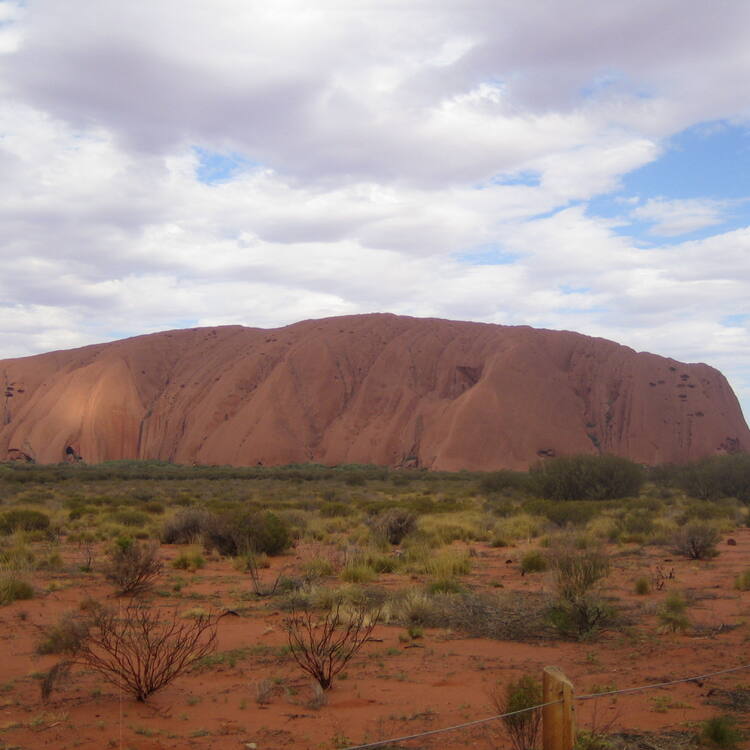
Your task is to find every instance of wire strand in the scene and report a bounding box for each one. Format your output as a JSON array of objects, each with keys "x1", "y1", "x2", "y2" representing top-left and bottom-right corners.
[
  {"x1": 341, "y1": 661, "x2": 750, "y2": 750},
  {"x1": 339, "y1": 699, "x2": 561, "y2": 750},
  {"x1": 576, "y1": 662, "x2": 750, "y2": 701}
]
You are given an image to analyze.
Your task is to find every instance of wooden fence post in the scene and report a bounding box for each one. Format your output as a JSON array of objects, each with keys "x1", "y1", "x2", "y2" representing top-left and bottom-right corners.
[{"x1": 542, "y1": 666, "x2": 576, "y2": 750}]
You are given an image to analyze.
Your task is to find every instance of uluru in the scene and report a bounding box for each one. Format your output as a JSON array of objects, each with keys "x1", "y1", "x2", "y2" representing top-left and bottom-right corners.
[{"x1": 0, "y1": 313, "x2": 747, "y2": 471}]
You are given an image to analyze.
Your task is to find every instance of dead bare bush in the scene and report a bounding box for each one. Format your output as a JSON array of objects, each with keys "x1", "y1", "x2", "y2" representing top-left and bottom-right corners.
[
  {"x1": 284, "y1": 602, "x2": 379, "y2": 690},
  {"x1": 43, "y1": 601, "x2": 217, "y2": 702},
  {"x1": 247, "y1": 553, "x2": 285, "y2": 597}
]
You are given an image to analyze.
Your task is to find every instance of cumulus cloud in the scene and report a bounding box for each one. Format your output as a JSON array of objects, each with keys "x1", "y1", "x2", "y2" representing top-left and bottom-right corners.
[{"x1": 0, "y1": 0, "x2": 748, "y2": 416}]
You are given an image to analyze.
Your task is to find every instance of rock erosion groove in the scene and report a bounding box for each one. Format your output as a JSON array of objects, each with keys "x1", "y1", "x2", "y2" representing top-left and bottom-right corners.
[{"x1": 0, "y1": 313, "x2": 747, "y2": 470}]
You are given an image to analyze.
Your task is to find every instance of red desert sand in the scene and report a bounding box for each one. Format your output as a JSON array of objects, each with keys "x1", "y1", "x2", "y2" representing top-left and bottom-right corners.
[{"x1": 2, "y1": 533, "x2": 750, "y2": 749}]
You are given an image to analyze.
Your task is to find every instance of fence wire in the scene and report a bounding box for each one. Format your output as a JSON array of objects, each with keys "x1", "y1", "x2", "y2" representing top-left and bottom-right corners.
[
  {"x1": 340, "y1": 698, "x2": 561, "y2": 750},
  {"x1": 340, "y1": 661, "x2": 750, "y2": 750}
]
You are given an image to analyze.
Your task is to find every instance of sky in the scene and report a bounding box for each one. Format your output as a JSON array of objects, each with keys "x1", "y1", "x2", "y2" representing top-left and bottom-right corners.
[{"x1": 0, "y1": 0, "x2": 749, "y2": 419}]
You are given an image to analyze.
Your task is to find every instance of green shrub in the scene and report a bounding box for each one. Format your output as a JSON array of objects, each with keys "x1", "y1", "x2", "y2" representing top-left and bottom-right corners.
[
  {"x1": 302, "y1": 558, "x2": 334, "y2": 579},
  {"x1": 735, "y1": 570, "x2": 750, "y2": 591},
  {"x1": 672, "y1": 522, "x2": 720, "y2": 560},
  {"x1": 634, "y1": 577, "x2": 650, "y2": 595},
  {"x1": 0, "y1": 574, "x2": 34, "y2": 604},
  {"x1": 672, "y1": 454, "x2": 750, "y2": 502},
  {"x1": 423, "y1": 550, "x2": 471, "y2": 577},
  {"x1": 490, "y1": 674, "x2": 542, "y2": 750},
  {"x1": 479, "y1": 470, "x2": 529, "y2": 496},
  {"x1": 701, "y1": 715, "x2": 742, "y2": 748},
  {"x1": 110, "y1": 509, "x2": 151, "y2": 527},
  {"x1": 0, "y1": 509, "x2": 50, "y2": 534},
  {"x1": 548, "y1": 546, "x2": 611, "y2": 638},
  {"x1": 367, "y1": 508, "x2": 416, "y2": 545},
  {"x1": 658, "y1": 592, "x2": 690, "y2": 633},
  {"x1": 340, "y1": 563, "x2": 376, "y2": 584},
  {"x1": 104, "y1": 538, "x2": 163, "y2": 596},
  {"x1": 531, "y1": 454, "x2": 644, "y2": 501},
  {"x1": 320, "y1": 502, "x2": 351, "y2": 518},
  {"x1": 426, "y1": 578, "x2": 464, "y2": 594},
  {"x1": 520, "y1": 550, "x2": 548, "y2": 574},
  {"x1": 36, "y1": 612, "x2": 90, "y2": 655},
  {"x1": 204, "y1": 511, "x2": 291, "y2": 556},
  {"x1": 161, "y1": 508, "x2": 214, "y2": 544},
  {"x1": 172, "y1": 552, "x2": 205, "y2": 572},
  {"x1": 524, "y1": 498, "x2": 602, "y2": 527},
  {"x1": 617, "y1": 509, "x2": 655, "y2": 540}
]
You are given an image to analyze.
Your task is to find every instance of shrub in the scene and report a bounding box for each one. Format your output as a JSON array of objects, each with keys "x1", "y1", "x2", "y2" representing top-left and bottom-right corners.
[
  {"x1": 548, "y1": 546, "x2": 611, "y2": 638},
  {"x1": 368, "y1": 508, "x2": 416, "y2": 545},
  {"x1": 302, "y1": 558, "x2": 334, "y2": 579},
  {"x1": 36, "y1": 612, "x2": 90, "y2": 655},
  {"x1": 524, "y1": 499, "x2": 602, "y2": 528},
  {"x1": 701, "y1": 715, "x2": 743, "y2": 748},
  {"x1": 171, "y1": 551, "x2": 205, "y2": 572},
  {"x1": 672, "y1": 522, "x2": 720, "y2": 560},
  {"x1": 530, "y1": 454, "x2": 644, "y2": 501},
  {"x1": 320, "y1": 502, "x2": 351, "y2": 518},
  {"x1": 384, "y1": 588, "x2": 439, "y2": 626},
  {"x1": 634, "y1": 577, "x2": 650, "y2": 595},
  {"x1": 479, "y1": 470, "x2": 530, "y2": 496},
  {"x1": 284, "y1": 602, "x2": 380, "y2": 690},
  {"x1": 109, "y1": 509, "x2": 150, "y2": 528},
  {"x1": 203, "y1": 511, "x2": 291, "y2": 556},
  {"x1": 490, "y1": 674, "x2": 542, "y2": 750},
  {"x1": 427, "y1": 578, "x2": 464, "y2": 594},
  {"x1": 42, "y1": 602, "x2": 217, "y2": 702},
  {"x1": 341, "y1": 563, "x2": 376, "y2": 584},
  {"x1": 104, "y1": 538, "x2": 163, "y2": 596},
  {"x1": 521, "y1": 550, "x2": 548, "y2": 574},
  {"x1": 735, "y1": 570, "x2": 750, "y2": 591},
  {"x1": 423, "y1": 550, "x2": 472, "y2": 578},
  {"x1": 658, "y1": 591, "x2": 690, "y2": 633},
  {"x1": 0, "y1": 574, "x2": 34, "y2": 604},
  {"x1": 0, "y1": 509, "x2": 50, "y2": 534},
  {"x1": 161, "y1": 508, "x2": 214, "y2": 544},
  {"x1": 672, "y1": 453, "x2": 750, "y2": 502}
]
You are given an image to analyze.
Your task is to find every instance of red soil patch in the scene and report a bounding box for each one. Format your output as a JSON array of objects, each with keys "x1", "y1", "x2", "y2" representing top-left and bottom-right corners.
[{"x1": 2, "y1": 533, "x2": 750, "y2": 749}]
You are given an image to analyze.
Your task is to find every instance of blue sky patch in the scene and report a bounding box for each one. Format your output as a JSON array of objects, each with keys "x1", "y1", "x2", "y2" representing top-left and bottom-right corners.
[
  {"x1": 585, "y1": 121, "x2": 750, "y2": 246},
  {"x1": 458, "y1": 244, "x2": 522, "y2": 265},
  {"x1": 194, "y1": 147, "x2": 255, "y2": 185}
]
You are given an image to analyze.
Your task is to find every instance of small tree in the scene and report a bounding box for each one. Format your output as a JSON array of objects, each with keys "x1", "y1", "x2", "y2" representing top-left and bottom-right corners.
[
  {"x1": 42, "y1": 602, "x2": 217, "y2": 702},
  {"x1": 284, "y1": 602, "x2": 379, "y2": 690},
  {"x1": 104, "y1": 538, "x2": 162, "y2": 596}
]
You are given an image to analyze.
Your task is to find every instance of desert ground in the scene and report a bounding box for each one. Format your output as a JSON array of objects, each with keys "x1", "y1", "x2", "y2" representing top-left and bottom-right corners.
[{"x1": 1, "y1": 460, "x2": 750, "y2": 750}]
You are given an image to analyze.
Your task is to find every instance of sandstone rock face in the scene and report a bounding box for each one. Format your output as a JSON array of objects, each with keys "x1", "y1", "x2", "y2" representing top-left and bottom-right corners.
[{"x1": 0, "y1": 314, "x2": 747, "y2": 470}]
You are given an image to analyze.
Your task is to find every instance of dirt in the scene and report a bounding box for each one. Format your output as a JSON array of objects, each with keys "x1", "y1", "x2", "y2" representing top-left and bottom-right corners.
[{"x1": 2, "y1": 531, "x2": 750, "y2": 749}]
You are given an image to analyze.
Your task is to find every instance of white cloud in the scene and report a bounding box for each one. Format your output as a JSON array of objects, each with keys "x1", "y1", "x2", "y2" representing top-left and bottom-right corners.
[
  {"x1": 0, "y1": 0, "x2": 748, "y2": 418},
  {"x1": 632, "y1": 197, "x2": 729, "y2": 236}
]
